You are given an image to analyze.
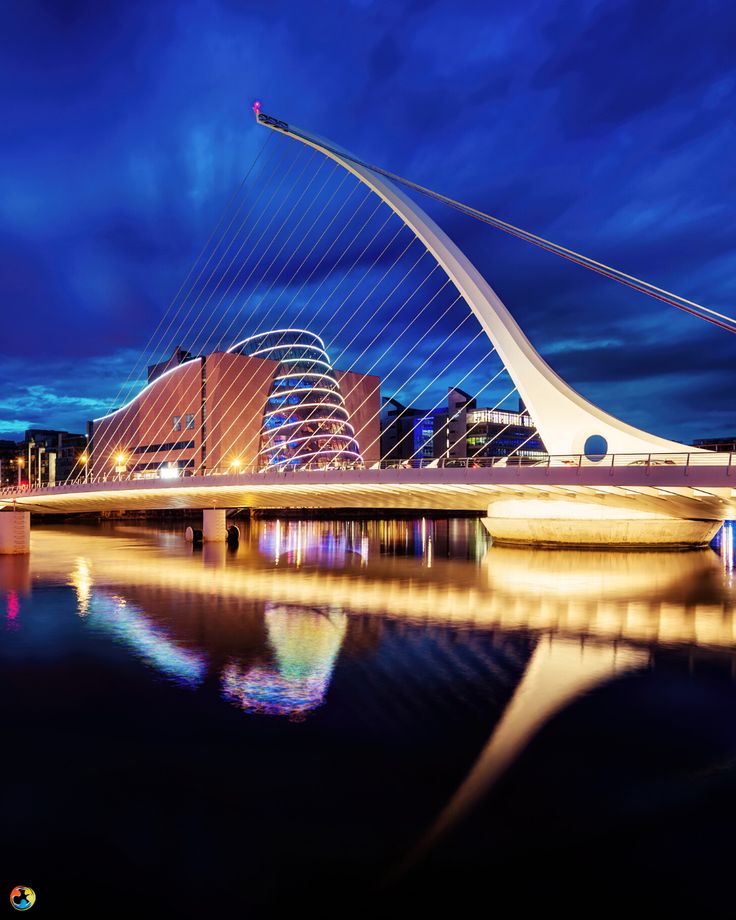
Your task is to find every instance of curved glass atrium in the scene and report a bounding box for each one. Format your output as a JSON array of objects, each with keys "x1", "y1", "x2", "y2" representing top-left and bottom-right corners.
[{"x1": 228, "y1": 329, "x2": 364, "y2": 470}]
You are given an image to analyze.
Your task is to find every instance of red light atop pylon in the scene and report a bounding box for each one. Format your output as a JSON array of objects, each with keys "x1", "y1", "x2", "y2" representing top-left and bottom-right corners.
[{"x1": 252, "y1": 99, "x2": 262, "y2": 117}]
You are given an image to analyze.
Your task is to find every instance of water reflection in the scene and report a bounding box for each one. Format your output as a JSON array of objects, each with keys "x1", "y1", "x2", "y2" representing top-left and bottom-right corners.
[
  {"x1": 713, "y1": 519, "x2": 734, "y2": 578},
  {"x1": 85, "y1": 592, "x2": 208, "y2": 688},
  {"x1": 70, "y1": 558, "x2": 92, "y2": 615},
  {"x1": 22, "y1": 521, "x2": 736, "y2": 651},
  {"x1": 9, "y1": 521, "x2": 736, "y2": 774},
  {"x1": 259, "y1": 519, "x2": 372, "y2": 567},
  {"x1": 5, "y1": 590, "x2": 20, "y2": 632},
  {"x1": 222, "y1": 604, "x2": 347, "y2": 717},
  {"x1": 2, "y1": 517, "x2": 736, "y2": 912}
]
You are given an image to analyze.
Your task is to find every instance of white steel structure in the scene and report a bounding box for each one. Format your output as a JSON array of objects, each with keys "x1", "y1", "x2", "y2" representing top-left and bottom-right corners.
[
  {"x1": 249, "y1": 112, "x2": 728, "y2": 547},
  {"x1": 255, "y1": 112, "x2": 697, "y2": 462}
]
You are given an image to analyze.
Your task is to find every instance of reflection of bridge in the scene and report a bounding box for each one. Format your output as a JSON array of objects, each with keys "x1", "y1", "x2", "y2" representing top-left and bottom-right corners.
[
  {"x1": 2, "y1": 112, "x2": 734, "y2": 551},
  {"x1": 13, "y1": 523, "x2": 736, "y2": 852},
  {"x1": 17, "y1": 524, "x2": 734, "y2": 651}
]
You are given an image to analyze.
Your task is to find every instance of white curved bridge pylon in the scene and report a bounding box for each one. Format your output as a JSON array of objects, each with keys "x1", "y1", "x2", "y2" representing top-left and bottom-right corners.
[{"x1": 256, "y1": 113, "x2": 700, "y2": 460}]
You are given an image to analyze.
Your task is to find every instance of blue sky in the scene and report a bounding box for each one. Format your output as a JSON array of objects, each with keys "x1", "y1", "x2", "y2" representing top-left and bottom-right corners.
[{"x1": 0, "y1": 0, "x2": 734, "y2": 443}]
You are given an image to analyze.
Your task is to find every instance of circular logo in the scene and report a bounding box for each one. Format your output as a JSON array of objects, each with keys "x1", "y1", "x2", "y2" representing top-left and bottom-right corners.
[{"x1": 10, "y1": 887, "x2": 36, "y2": 911}]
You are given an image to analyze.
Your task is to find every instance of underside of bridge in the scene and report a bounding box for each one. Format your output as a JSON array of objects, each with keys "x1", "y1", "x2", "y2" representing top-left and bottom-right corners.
[{"x1": 2, "y1": 465, "x2": 733, "y2": 550}]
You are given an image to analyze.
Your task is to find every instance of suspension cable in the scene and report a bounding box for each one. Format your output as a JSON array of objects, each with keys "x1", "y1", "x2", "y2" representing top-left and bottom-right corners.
[{"x1": 260, "y1": 114, "x2": 736, "y2": 336}]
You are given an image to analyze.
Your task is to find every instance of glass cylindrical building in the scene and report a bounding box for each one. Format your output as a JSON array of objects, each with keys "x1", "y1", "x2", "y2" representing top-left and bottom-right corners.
[{"x1": 227, "y1": 329, "x2": 363, "y2": 470}]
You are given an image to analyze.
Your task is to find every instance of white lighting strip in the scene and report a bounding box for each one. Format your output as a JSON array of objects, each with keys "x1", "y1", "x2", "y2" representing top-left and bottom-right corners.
[
  {"x1": 227, "y1": 327, "x2": 327, "y2": 352},
  {"x1": 277, "y1": 357, "x2": 333, "y2": 371},
  {"x1": 92, "y1": 360, "x2": 200, "y2": 423},
  {"x1": 272, "y1": 371, "x2": 340, "y2": 387},
  {"x1": 258, "y1": 433, "x2": 356, "y2": 456},
  {"x1": 266, "y1": 385, "x2": 342, "y2": 401},
  {"x1": 247, "y1": 343, "x2": 330, "y2": 362},
  {"x1": 263, "y1": 401, "x2": 349, "y2": 419},
  {"x1": 262, "y1": 416, "x2": 356, "y2": 435},
  {"x1": 264, "y1": 448, "x2": 362, "y2": 466}
]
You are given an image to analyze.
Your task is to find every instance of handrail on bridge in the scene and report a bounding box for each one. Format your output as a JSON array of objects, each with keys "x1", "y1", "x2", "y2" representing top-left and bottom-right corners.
[{"x1": 0, "y1": 450, "x2": 733, "y2": 497}]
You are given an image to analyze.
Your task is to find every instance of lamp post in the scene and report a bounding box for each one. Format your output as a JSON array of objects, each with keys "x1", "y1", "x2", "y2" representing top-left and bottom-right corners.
[
  {"x1": 79, "y1": 453, "x2": 89, "y2": 483},
  {"x1": 16, "y1": 456, "x2": 24, "y2": 487},
  {"x1": 114, "y1": 452, "x2": 127, "y2": 480}
]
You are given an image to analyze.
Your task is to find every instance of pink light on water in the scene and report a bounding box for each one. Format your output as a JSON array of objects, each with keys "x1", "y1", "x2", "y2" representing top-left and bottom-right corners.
[{"x1": 6, "y1": 591, "x2": 19, "y2": 621}]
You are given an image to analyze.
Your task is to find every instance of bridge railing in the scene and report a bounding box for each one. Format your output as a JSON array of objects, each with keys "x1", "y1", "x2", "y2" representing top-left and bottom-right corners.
[{"x1": 0, "y1": 451, "x2": 732, "y2": 496}]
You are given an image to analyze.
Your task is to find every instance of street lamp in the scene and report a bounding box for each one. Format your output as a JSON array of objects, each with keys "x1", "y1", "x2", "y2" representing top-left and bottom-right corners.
[
  {"x1": 229, "y1": 457, "x2": 243, "y2": 473},
  {"x1": 16, "y1": 456, "x2": 24, "y2": 487},
  {"x1": 79, "y1": 453, "x2": 89, "y2": 483},
  {"x1": 113, "y1": 452, "x2": 127, "y2": 478}
]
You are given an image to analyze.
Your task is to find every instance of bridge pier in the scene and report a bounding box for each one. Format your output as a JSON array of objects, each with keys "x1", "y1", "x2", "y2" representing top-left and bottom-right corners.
[
  {"x1": 202, "y1": 508, "x2": 227, "y2": 542},
  {"x1": 482, "y1": 498, "x2": 722, "y2": 549},
  {"x1": 0, "y1": 510, "x2": 31, "y2": 555}
]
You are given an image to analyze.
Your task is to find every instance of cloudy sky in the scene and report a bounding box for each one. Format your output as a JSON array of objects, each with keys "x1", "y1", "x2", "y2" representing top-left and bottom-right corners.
[{"x1": 1, "y1": 0, "x2": 734, "y2": 444}]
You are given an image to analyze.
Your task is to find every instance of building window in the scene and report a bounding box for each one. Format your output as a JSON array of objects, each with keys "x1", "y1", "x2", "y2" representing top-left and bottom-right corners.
[
  {"x1": 185, "y1": 413, "x2": 195, "y2": 430},
  {"x1": 173, "y1": 416, "x2": 181, "y2": 432}
]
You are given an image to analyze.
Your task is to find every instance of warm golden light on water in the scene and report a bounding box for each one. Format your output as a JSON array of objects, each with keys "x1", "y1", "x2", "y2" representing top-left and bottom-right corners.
[{"x1": 26, "y1": 524, "x2": 735, "y2": 652}]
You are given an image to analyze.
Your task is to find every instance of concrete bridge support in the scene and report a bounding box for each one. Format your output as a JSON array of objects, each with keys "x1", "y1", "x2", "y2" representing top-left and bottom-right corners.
[
  {"x1": 482, "y1": 498, "x2": 723, "y2": 548},
  {"x1": 0, "y1": 511, "x2": 31, "y2": 555},
  {"x1": 202, "y1": 508, "x2": 227, "y2": 542}
]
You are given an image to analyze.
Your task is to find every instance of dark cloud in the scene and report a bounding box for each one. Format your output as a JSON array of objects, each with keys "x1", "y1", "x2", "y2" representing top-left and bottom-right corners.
[
  {"x1": 0, "y1": 0, "x2": 733, "y2": 444},
  {"x1": 535, "y1": 0, "x2": 736, "y2": 137}
]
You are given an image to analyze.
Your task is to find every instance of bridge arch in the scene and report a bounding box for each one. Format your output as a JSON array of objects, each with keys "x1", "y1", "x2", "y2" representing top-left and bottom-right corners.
[{"x1": 256, "y1": 115, "x2": 696, "y2": 459}]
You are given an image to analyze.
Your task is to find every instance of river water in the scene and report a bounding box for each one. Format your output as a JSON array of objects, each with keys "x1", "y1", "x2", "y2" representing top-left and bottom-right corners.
[{"x1": 1, "y1": 517, "x2": 734, "y2": 916}]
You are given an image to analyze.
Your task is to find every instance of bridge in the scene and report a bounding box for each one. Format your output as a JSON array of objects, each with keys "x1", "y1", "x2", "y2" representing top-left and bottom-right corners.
[{"x1": 1, "y1": 110, "x2": 734, "y2": 552}]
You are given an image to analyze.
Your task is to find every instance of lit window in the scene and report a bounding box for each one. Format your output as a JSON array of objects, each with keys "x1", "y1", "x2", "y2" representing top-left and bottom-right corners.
[
  {"x1": 173, "y1": 416, "x2": 181, "y2": 432},
  {"x1": 185, "y1": 413, "x2": 195, "y2": 430}
]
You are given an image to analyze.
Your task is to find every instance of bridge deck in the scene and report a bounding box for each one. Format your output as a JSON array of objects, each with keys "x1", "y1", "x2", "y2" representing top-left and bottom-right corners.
[{"x1": 2, "y1": 463, "x2": 734, "y2": 518}]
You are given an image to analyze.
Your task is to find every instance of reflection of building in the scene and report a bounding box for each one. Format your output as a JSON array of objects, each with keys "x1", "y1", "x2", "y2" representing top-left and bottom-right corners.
[
  {"x1": 380, "y1": 387, "x2": 546, "y2": 462},
  {"x1": 89, "y1": 329, "x2": 380, "y2": 479},
  {"x1": 693, "y1": 435, "x2": 736, "y2": 453},
  {"x1": 221, "y1": 604, "x2": 348, "y2": 716}
]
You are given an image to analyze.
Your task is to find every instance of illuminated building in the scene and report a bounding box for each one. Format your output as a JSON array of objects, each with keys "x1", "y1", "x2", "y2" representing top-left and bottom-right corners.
[
  {"x1": 89, "y1": 329, "x2": 381, "y2": 478},
  {"x1": 229, "y1": 330, "x2": 365, "y2": 469},
  {"x1": 437, "y1": 389, "x2": 546, "y2": 462},
  {"x1": 1, "y1": 429, "x2": 87, "y2": 487},
  {"x1": 380, "y1": 387, "x2": 546, "y2": 462},
  {"x1": 380, "y1": 397, "x2": 436, "y2": 462}
]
